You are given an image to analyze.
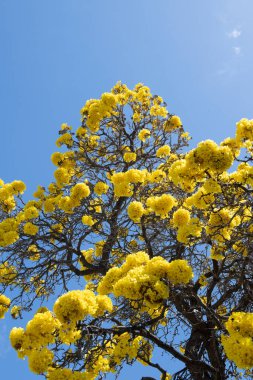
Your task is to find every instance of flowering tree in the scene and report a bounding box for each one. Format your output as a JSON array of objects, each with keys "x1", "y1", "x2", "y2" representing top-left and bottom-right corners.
[{"x1": 0, "y1": 83, "x2": 253, "y2": 380}]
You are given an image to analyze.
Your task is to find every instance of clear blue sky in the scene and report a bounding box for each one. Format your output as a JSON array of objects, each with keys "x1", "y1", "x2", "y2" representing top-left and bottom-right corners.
[{"x1": 1, "y1": 1, "x2": 253, "y2": 378}]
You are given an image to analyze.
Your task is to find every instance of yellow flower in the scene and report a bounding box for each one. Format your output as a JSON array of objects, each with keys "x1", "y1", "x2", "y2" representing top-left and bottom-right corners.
[
  {"x1": 28, "y1": 348, "x2": 54, "y2": 374},
  {"x1": 23, "y1": 223, "x2": 38, "y2": 236},
  {"x1": 172, "y1": 208, "x2": 190, "y2": 228},
  {"x1": 164, "y1": 115, "x2": 182, "y2": 131},
  {"x1": 10, "y1": 305, "x2": 21, "y2": 319},
  {"x1": 127, "y1": 201, "x2": 145, "y2": 222},
  {"x1": 150, "y1": 105, "x2": 168, "y2": 117},
  {"x1": 82, "y1": 215, "x2": 96, "y2": 226},
  {"x1": 0, "y1": 294, "x2": 11, "y2": 318},
  {"x1": 147, "y1": 194, "x2": 176, "y2": 218},
  {"x1": 55, "y1": 132, "x2": 73, "y2": 148},
  {"x1": 24, "y1": 207, "x2": 39, "y2": 220},
  {"x1": 138, "y1": 129, "x2": 151, "y2": 142},
  {"x1": 70, "y1": 183, "x2": 90, "y2": 199},
  {"x1": 11, "y1": 180, "x2": 26, "y2": 195},
  {"x1": 166, "y1": 259, "x2": 193, "y2": 284},
  {"x1": 94, "y1": 181, "x2": 109, "y2": 196},
  {"x1": 123, "y1": 152, "x2": 137, "y2": 163},
  {"x1": 53, "y1": 289, "x2": 97, "y2": 323},
  {"x1": 156, "y1": 145, "x2": 171, "y2": 157}
]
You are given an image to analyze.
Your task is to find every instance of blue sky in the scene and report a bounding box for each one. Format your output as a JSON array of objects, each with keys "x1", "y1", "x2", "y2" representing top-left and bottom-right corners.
[{"x1": 1, "y1": 1, "x2": 253, "y2": 378}]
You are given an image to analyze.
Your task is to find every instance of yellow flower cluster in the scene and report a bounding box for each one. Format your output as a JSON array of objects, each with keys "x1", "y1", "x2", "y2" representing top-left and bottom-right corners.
[
  {"x1": 127, "y1": 201, "x2": 145, "y2": 222},
  {"x1": 24, "y1": 206, "x2": 39, "y2": 219},
  {"x1": 84, "y1": 332, "x2": 152, "y2": 373},
  {"x1": 123, "y1": 151, "x2": 137, "y2": 163},
  {"x1": 163, "y1": 115, "x2": 182, "y2": 131},
  {"x1": 206, "y1": 208, "x2": 240, "y2": 242},
  {"x1": 0, "y1": 179, "x2": 26, "y2": 213},
  {"x1": 210, "y1": 244, "x2": 225, "y2": 261},
  {"x1": 54, "y1": 167, "x2": 73, "y2": 187},
  {"x1": 71, "y1": 183, "x2": 90, "y2": 199},
  {"x1": 138, "y1": 128, "x2": 151, "y2": 142},
  {"x1": 146, "y1": 194, "x2": 176, "y2": 218},
  {"x1": 148, "y1": 169, "x2": 166, "y2": 183},
  {"x1": 172, "y1": 208, "x2": 191, "y2": 228},
  {"x1": 0, "y1": 217, "x2": 19, "y2": 246},
  {"x1": 98, "y1": 252, "x2": 193, "y2": 309},
  {"x1": 150, "y1": 104, "x2": 168, "y2": 117},
  {"x1": 110, "y1": 172, "x2": 133, "y2": 197},
  {"x1": 110, "y1": 168, "x2": 147, "y2": 198},
  {"x1": 110, "y1": 332, "x2": 149, "y2": 364},
  {"x1": 56, "y1": 132, "x2": 73, "y2": 148},
  {"x1": 226, "y1": 312, "x2": 253, "y2": 338},
  {"x1": 156, "y1": 145, "x2": 171, "y2": 158},
  {"x1": 0, "y1": 294, "x2": 11, "y2": 318},
  {"x1": 221, "y1": 312, "x2": 253, "y2": 369},
  {"x1": 81, "y1": 92, "x2": 117, "y2": 132},
  {"x1": 9, "y1": 310, "x2": 58, "y2": 374},
  {"x1": 53, "y1": 289, "x2": 112, "y2": 324},
  {"x1": 23, "y1": 222, "x2": 38, "y2": 235},
  {"x1": 176, "y1": 217, "x2": 202, "y2": 244},
  {"x1": 82, "y1": 215, "x2": 96, "y2": 226},
  {"x1": 10, "y1": 290, "x2": 113, "y2": 375},
  {"x1": 10, "y1": 305, "x2": 21, "y2": 319},
  {"x1": 187, "y1": 140, "x2": 234, "y2": 173},
  {"x1": 28, "y1": 347, "x2": 54, "y2": 374},
  {"x1": 230, "y1": 162, "x2": 253, "y2": 187},
  {"x1": 0, "y1": 262, "x2": 16, "y2": 283},
  {"x1": 94, "y1": 181, "x2": 109, "y2": 196},
  {"x1": 169, "y1": 140, "x2": 234, "y2": 192},
  {"x1": 236, "y1": 118, "x2": 253, "y2": 143},
  {"x1": 185, "y1": 188, "x2": 215, "y2": 210},
  {"x1": 48, "y1": 182, "x2": 91, "y2": 214}
]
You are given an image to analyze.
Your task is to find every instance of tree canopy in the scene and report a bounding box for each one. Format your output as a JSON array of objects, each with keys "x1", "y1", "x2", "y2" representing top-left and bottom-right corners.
[{"x1": 0, "y1": 82, "x2": 253, "y2": 380}]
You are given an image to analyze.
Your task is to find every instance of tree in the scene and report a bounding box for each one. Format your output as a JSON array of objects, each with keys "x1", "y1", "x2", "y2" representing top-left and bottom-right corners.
[{"x1": 0, "y1": 82, "x2": 252, "y2": 380}]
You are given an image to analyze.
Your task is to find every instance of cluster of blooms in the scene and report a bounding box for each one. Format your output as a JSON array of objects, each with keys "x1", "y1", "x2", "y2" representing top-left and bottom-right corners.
[
  {"x1": 9, "y1": 309, "x2": 58, "y2": 372},
  {"x1": 53, "y1": 182, "x2": 90, "y2": 213},
  {"x1": 206, "y1": 208, "x2": 241, "y2": 242},
  {"x1": 156, "y1": 145, "x2": 171, "y2": 158},
  {"x1": 0, "y1": 294, "x2": 11, "y2": 318},
  {"x1": 0, "y1": 179, "x2": 26, "y2": 213},
  {"x1": 110, "y1": 169, "x2": 146, "y2": 198},
  {"x1": 53, "y1": 289, "x2": 112, "y2": 323},
  {"x1": 0, "y1": 262, "x2": 16, "y2": 283},
  {"x1": 10, "y1": 290, "x2": 113, "y2": 376},
  {"x1": 127, "y1": 201, "x2": 145, "y2": 222},
  {"x1": 93, "y1": 181, "x2": 109, "y2": 196},
  {"x1": 81, "y1": 92, "x2": 118, "y2": 133},
  {"x1": 98, "y1": 251, "x2": 193, "y2": 310},
  {"x1": 168, "y1": 140, "x2": 233, "y2": 193},
  {"x1": 170, "y1": 204, "x2": 202, "y2": 245},
  {"x1": 229, "y1": 161, "x2": 253, "y2": 187},
  {"x1": 84, "y1": 332, "x2": 153, "y2": 373},
  {"x1": 109, "y1": 332, "x2": 149, "y2": 364},
  {"x1": 146, "y1": 194, "x2": 176, "y2": 219},
  {"x1": 235, "y1": 118, "x2": 253, "y2": 143},
  {"x1": 0, "y1": 180, "x2": 28, "y2": 246},
  {"x1": 221, "y1": 312, "x2": 253, "y2": 369},
  {"x1": 127, "y1": 193, "x2": 177, "y2": 222},
  {"x1": 168, "y1": 118, "x2": 253, "y2": 195}
]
